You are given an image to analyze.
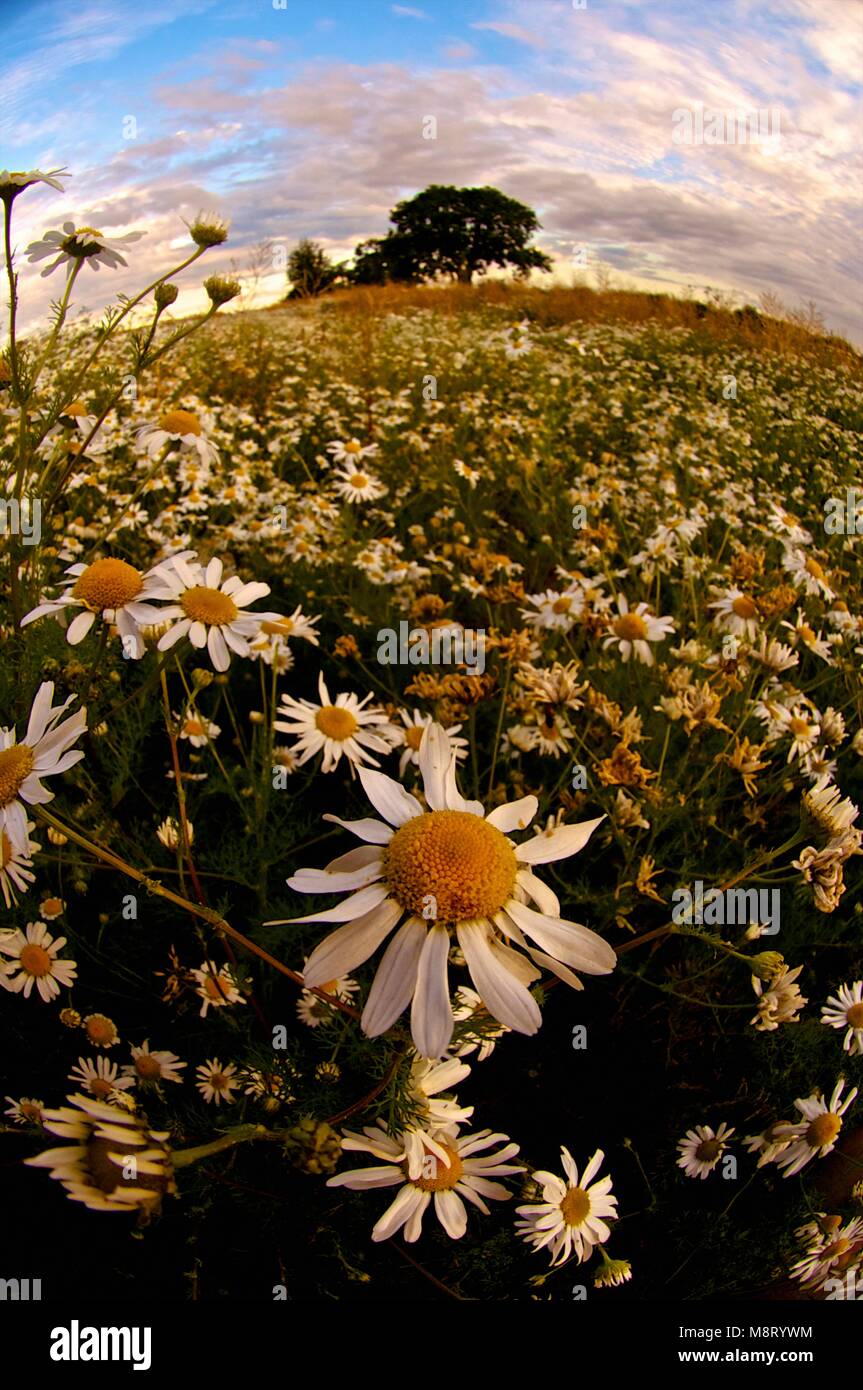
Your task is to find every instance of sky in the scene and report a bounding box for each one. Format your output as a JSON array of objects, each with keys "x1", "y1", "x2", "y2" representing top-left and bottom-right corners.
[{"x1": 2, "y1": 0, "x2": 862, "y2": 341}]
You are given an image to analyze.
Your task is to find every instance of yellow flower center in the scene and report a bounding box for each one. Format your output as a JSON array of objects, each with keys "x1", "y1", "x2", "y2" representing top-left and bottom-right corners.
[
  {"x1": 789, "y1": 717, "x2": 812, "y2": 737},
  {"x1": 695, "y1": 1138, "x2": 723, "y2": 1163},
  {"x1": 552, "y1": 597, "x2": 572, "y2": 614},
  {"x1": 85, "y1": 1015, "x2": 117, "y2": 1045},
  {"x1": 159, "y1": 409, "x2": 202, "y2": 436},
  {"x1": 406, "y1": 1142, "x2": 464, "y2": 1192},
  {"x1": 384, "y1": 809, "x2": 517, "y2": 922},
  {"x1": 204, "y1": 975, "x2": 230, "y2": 1000},
  {"x1": 315, "y1": 706, "x2": 359, "y2": 741},
  {"x1": 183, "y1": 719, "x2": 205, "y2": 737},
  {"x1": 798, "y1": 624, "x2": 815, "y2": 642},
  {"x1": 344, "y1": 440, "x2": 363, "y2": 455},
  {"x1": 135, "y1": 1054, "x2": 163, "y2": 1080},
  {"x1": 19, "y1": 942, "x2": 52, "y2": 977},
  {"x1": 613, "y1": 612, "x2": 648, "y2": 642},
  {"x1": 40, "y1": 897, "x2": 63, "y2": 916},
  {"x1": 805, "y1": 557, "x2": 826, "y2": 581},
  {"x1": 0, "y1": 745, "x2": 34, "y2": 807},
  {"x1": 846, "y1": 1003, "x2": 863, "y2": 1028},
  {"x1": 349, "y1": 473, "x2": 368, "y2": 488},
  {"x1": 90, "y1": 1078, "x2": 115, "y2": 1099},
  {"x1": 63, "y1": 399, "x2": 88, "y2": 417},
  {"x1": 560, "y1": 1185, "x2": 591, "y2": 1227},
  {"x1": 63, "y1": 226, "x2": 103, "y2": 256},
  {"x1": 807, "y1": 1113, "x2": 842, "y2": 1148},
  {"x1": 405, "y1": 725, "x2": 425, "y2": 750},
  {"x1": 180, "y1": 586, "x2": 238, "y2": 626},
  {"x1": 731, "y1": 595, "x2": 757, "y2": 619},
  {"x1": 72, "y1": 558, "x2": 143, "y2": 612}
]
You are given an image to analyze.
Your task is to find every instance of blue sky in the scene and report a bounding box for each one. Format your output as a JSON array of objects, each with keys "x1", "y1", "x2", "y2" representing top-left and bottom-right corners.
[{"x1": 2, "y1": 0, "x2": 861, "y2": 339}]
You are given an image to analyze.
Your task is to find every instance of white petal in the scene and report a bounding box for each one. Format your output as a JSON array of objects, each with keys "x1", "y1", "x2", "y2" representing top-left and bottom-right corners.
[
  {"x1": 66, "y1": 610, "x2": 96, "y2": 644},
  {"x1": 302, "y1": 898, "x2": 402, "y2": 985},
  {"x1": 503, "y1": 900, "x2": 616, "y2": 974},
  {"x1": 410, "y1": 925, "x2": 453, "y2": 1058},
  {"x1": 362, "y1": 917, "x2": 426, "y2": 1037},
  {"x1": 357, "y1": 766, "x2": 422, "y2": 826},
  {"x1": 486, "y1": 796, "x2": 538, "y2": 833},
  {"x1": 288, "y1": 858, "x2": 383, "y2": 895},
  {"x1": 418, "y1": 722, "x2": 451, "y2": 810},
  {"x1": 515, "y1": 868, "x2": 560, "y2": 916},
  {"x1": 322, "y1": 813, "x2": 394, "y2": 844},
  {"x1": 269, "y1": 880, "x2": 390, "y2": 925},
  {"x1": 434, "y1": 1188, "x2": 468, "y2": 1239},
  {"x1": 457, "y1": 922, "x2": 542, "y2": 1035},
  {"x1": 515, "y1": 815, "x2": 605, "y2": 865}
]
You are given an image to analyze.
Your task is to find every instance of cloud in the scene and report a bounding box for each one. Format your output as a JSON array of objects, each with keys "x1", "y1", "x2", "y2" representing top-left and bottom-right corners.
[
  {"x1": 470, "y1": 21, "x2": 547, "y2": 50},
  {"x1": 391, "y1": 4, "x2": 431, "y2": 18}
]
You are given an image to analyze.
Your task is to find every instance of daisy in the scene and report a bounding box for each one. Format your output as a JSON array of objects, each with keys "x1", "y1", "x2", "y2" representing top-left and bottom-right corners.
[
  {"x1": 781, "y1": 610, "x2": 834, "y2": 663},
  {"x1": 149, "y1": 553, "x2": 274, "y2": 672},
  {"x1": 516, "y1": 1148, "x2": 618, "y2": 1266},
  {"x1": 256, "y1": 607, "x2": 320, "y2": 646},
  {"x1": 744, "y1": 1120, "x2": 796, "y2": 1168},
  {"x1": 0, "y1": 920, "x2": 77, "y2": 1002},
  {"x1": 791, "y1": 1214, "x2": 863, "y2": 1290},
  {"x1": 196, "y1": 1059, "x2": 240, "y2": 1105},
  {"x1": 332, "y1": 465, "x2": 387, "y2": 503},
  {"x1": 0, "y1": 821, "x2": 39, "y2": 908},
  {"x1": 156, "y1": 817, "x2": 193, "y2": 850},
  {"x1": 269, "y1": 722, "x2": 615, "y2": 1057},
  {"x1": 25, "y1": 1092, "x2": 175, "y2": 1213},
  {"x1": 68, "y1": 1056, "x2": 135, "y2": 1101},
  {"x1": 708, "y1": 588, "x2": 760, "y2": 642},
  {"x1": 0, "y1": 681, "x2": 87, "y2": 854},
  {"x1": 39, "y1": 896, "x2": 65, "y2": 920},
  {"x1": 520, "y1": 587, "x2": 584, "y2": 633},
  {"x1": 676, "y1": 1122, "x2": 735, "y2": 1179},
  {"x1": 190, "y1": 961, "x2": 245, "y2": 1018},
  {"x1": 26, "y1": 222, "x2": 144, "y2": 277},
  {"x1": 326, "y1": 438, "x2": 378, "y2": 465},
  {"x1": 0, "y1": 167, "x2": 68, "y2": 203},
  {"x1": 83, "y1": 1013, "x2": 120, "y2": 1048},
  {"x1": 296, "y1": 964, "x2": 359, "y2": 1027},
  {"x1": 773, "y1": 705, "x2": 821, "y2": 766},
  {"x1": 4, "y1": 1096, "x2": 45, "y2": 1125},
  {"x1": 21, "y1": 557, "x2": 169, "y2": 659},
  {"x1": 136, "y1": 410, "x2": 219, "y2": 466},
  {"x1": 274, "y1": 672, "x2": 394, "y2": 774},
  {"x1": 392, "y1": 708, "x2": 468, "y2": 777},
  {"x1": 783, "y1": 547, "x2": 834, "y2": 600},
  {"x1": 821, "y1": 982, "x2": 863, "y2": 1057},
  {"x1": 751, "y1": 964, "x2": 807, "y2": 1031},
  {"x1": 453, "y1": 459, "x2": 481, "y2": 487},
  {"x1": 603, "y1": 594, "x2": 675, "y2": 665},
  {"x1": 176, "y1": 711, "x2": 221, "y2": 747},
  {"x1": 774, "y1": 1079, "x2": 858, "y2": 1177},
  {"x1": 122, "y1": 1041, "x2": 187, "y2": 1086},
  {"x1": 327, "y1": 1122, "x2": 521, "y2": 1243},
  {"x1": 401, "y1": 1056, "x2": 475, "y2": 1173},
  {"x1": 452, "y1": 985, "x2": 509, "y2": 1061}
]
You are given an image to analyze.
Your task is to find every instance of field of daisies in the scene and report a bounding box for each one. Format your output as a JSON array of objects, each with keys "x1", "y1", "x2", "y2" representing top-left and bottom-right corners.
[{"x1": 2, "y1": 173, "x2": 863, "y2": 1304}]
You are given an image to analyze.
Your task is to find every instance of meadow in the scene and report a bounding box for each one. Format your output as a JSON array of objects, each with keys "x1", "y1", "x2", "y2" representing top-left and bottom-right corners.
[{"x1": 2, "y1": 215, "x2": 862, "y2": 1300}]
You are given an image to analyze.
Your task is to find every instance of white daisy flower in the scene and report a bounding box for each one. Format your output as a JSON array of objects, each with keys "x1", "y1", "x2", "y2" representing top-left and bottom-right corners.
[
  {"x1": 782, "y1": 547, "x2": 835, "y2": 600},
  {"x1": 520, "y1": 587, "x2": 584, "y2": 633},
  {"x1": 256, "y1": 607, "x2": 320, "y2": 646},
  {"x1": 26, "y1": 221, "x2": 144, "y2": 277},
  {"x1": 392, "y1": 709, "x2": 468, "y2": 777},
  {"x1": 21, "y1": 556, "x2": 169, "y2": 659},
  {"x1": 3, "y1": 1095, "x2": 45, "y2": 1125},
  {"x1": 744, "y1": 1120, "x2": 796, "y2": 1168},
  {"x1": 0, "y1": 167, "x2": 68, "y2": 201},
  {"x1": 0, "y1": 820, "x2": 39, "y2": 908},
  {"x1": 332, "y1": 465, "x2": 387, "y2": 503},
  {"x1": 156, "y1": 817, "x2": 192, "y2": 850},
  {"x1": 196, "y1": 1059, "x2": 239, "y2": 1105},
  {"x1": 453, "y1": 459, "x2": 481, "y2": 487},
  {"x1": 821, "y1": 982, "x2": 863, "y2": 1057},
  {"x1": 274, "y1": 672, "x2": 394, "y2": 774},
  {"x1": 781, "y1": 610, "x2": 834, "y2": 663},
  {"x1": 175, "y1": 711, "x2": 220, "y2": 747},
  {"x1": 773, "y1": 705, "x2": 821, "y2": 766},
  {"x1": 452, "y1": 985, "x2": 508, "y2": 1061},
  {"x1": 190, "y1": 962, "x2": 245, "y2": 1019},
  {"x1": 603, "y1": 594, "x2": 675, "y2": 665},
  {"x1": 136, "y1": 409, "x2": 219, "y2": 465},
  {"x1": 0, "y1": 920, "x2": 77, "y2": 1002},
  {"x1": 791, "y1": 1214, "x2": 863, "y2": 1289},
  {"x1": 327, "y1": 1122, "x2": 521, "y2": 1243},
  {"x1": 326, "y1": 438, "x2": 379, "y2": 465},
  {"x1": 149, "y1": 553, "x2": 274, "y2": 672},
  {"x1": 0, "y1": 682, "x2": 87, "y2": 854},
  {"x1": 676, "y1": 1122, "x2": 735, "y2": 1179},
  {"x1": 296, "y1": 963, "x2": 359, "y2": 1027},
  {"x1": 68, "y1": 1056, "x2": 135, "y2": 1101},
  {"x1": 122, "y1": 1041, "x2": 187, "y2": 1086},
  {"x1": 774, "y1": 1079, "x2": 858, "y2": 1177},
  {"x1": 268, "y1": 722, "x2": 615, "y2": 1057},
  {"x1": 516, "y1": 1147, "x2": 618, "y2": 1266},
  {"x1": 708, "y1": 588, "x2": 760, "y2": 642}
]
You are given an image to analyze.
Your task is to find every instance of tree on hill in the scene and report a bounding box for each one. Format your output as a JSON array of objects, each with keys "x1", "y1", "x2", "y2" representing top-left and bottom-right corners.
[
  {"x1": 286, "y1": 239, "x2": 338, "y2": 298},
  {"x1": 348, "y1": 185, "x2": 552, "y2": 286}
]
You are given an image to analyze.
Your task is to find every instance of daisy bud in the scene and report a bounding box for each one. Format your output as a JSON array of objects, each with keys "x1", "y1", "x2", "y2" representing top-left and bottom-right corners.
[
  {"x1": 189, "y1": 214, "x2": 230, "y2": 248},
  {"x1": 283, "y1": 1117, "x2": 342, "y2": 1175},
  {"x1": 154, "y1": 282, "x2": 179, "y2": 310},
  {"x1": 748, "y1": 951, "x2": 785, "y2": 982},
  {"x1": 249, "y1": 711, "x2": 265, "y2": 725},
  {"x1": 191, "y1": 668, "x2": 214, "y2": 688},
  {"x1": 59, "y1": 1007, "x2": 82, "y2": 1029},
  {"x1": 47, "y1": 827, "x2": 69, "y2": 846},
  {"x1": 203, "y1": 274, "x2": 241, "y2": 307},
  {"x1": 594, "y1": 1257, "x2": 632, "y2": 1289}
]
